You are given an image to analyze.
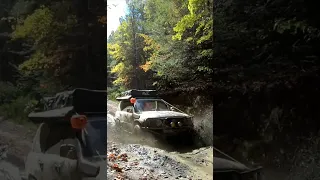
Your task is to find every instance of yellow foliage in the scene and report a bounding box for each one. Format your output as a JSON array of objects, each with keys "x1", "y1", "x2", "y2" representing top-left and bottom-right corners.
[
  {"x1": 113, "y1": 76, "x2": 128, "y2": 86},
  {"x1": 108, "y1": 43, "x2": 126, "y2": 61},
  {"x1": 111, "y1": 62, "x2": 125, "y2": 74},
  {"x1": 12, "y1": 7, "x2": 54, "y2": 42},
  {"x1": 97, "y1": 15, "x2": 107, "y2": 24},
  {"x1": 140, "y1": 61, "x2": 152, "y2": 72},
  {"x1": 19, "y1": 51, "x2": 48, "y2": 74}
]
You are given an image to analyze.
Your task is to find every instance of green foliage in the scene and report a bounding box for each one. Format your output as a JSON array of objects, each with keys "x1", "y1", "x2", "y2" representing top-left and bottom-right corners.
[
  {"x1": 0, "y1": 0, "x2": 108, "y2": 123},
  {"x1": 18, "y1": 51, "x2": 47, "y2": 74},
  {"x1": 108, "y1": 0, "x2": 149, "y2": 88},
  {"x1": 108, "y1": 0, "x2": 213, "y2": 92},
  {"x1": 0, "y1": 82, "x2": 19, "y2": 104},
  {"x1": 0, "y1": 96, "x2": 36, "y2": 123},
  {"x1": 10, "y1": 3, "x2": 83, "y2": 90},
  {"x1": 12, "y1": 6, "x2": 55, "y2": 44},
  {"x1": 172, "y1": 0, "x2": 213, "y2": 45},
  {"x1": 107, "y1": 86, "x2": 126, "y2": 101}
]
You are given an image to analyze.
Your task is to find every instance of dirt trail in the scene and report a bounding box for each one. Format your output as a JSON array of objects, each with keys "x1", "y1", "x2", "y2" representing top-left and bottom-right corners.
[
  {"x1": 106, "y1": 141, "x2": 213, "y2": 180},
  {"x1": 106, "y1": 100, "x2": 214, "y2": 180},
  {"x1": 0, "y1": 118, "x2": 35, "y2": 168},
  {"x1": 0, "y1": 118, "x2": 35, "y2": 180}
]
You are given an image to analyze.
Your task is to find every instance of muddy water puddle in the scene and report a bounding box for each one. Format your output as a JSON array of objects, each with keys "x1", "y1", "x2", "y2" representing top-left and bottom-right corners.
[
  {"x1": 106, "y1": 141, "x2": 213, "y2": 180},
  {"x1": 106, "y1": 123, "x2": 213, "y2": 180}
]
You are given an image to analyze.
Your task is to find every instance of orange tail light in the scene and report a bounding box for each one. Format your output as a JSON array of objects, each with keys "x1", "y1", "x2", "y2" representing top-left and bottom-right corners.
[
  {"x1": 130, "y1": 98, "x2": 136, "y2": 104},
  {"x1": 71, "y1": 115, "x2": 87, "y2": 129}
]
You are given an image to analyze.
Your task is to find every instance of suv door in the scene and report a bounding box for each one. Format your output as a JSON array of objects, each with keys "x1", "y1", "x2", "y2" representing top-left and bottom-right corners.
[
  {"x1": 122, "y1": 106, "x2": 134, "y2": 130},
  {"x1": 25, "y1": 124, "x2": 80, "y2": 180},
  {"x1": 25, "y1": 123, "x2": 47, "y2": 180}
]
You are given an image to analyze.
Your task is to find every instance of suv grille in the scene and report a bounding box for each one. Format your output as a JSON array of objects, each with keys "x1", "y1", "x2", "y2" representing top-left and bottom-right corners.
[{"x1": 163, "y1": 118, "x2": 187, "y2": 127}]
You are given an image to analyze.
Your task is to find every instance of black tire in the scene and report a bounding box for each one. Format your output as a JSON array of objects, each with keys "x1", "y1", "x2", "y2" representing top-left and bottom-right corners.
[
  {"x1": 133, "y1": 123, "x2": 147, "y2": 144},
  {"x1": 133, "y1": 124, "x2": 142, "y2": 136}
]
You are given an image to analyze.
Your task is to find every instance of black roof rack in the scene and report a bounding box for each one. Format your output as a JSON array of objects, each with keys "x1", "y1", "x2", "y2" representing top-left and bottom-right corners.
[
  {"x1": 28, "y1": 88, "x2": 108, "y2": 123},
  {"x1": 116, "y1": 89, "x2": 158, "y2": 101}
]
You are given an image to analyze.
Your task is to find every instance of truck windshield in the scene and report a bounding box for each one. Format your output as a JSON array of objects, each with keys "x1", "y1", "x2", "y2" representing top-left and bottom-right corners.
[
  {"x1": 134, "y1": 99, "x2": 169, "y2": 113},
  {"x1": 83, "y1": 119, "x2": 107, "y2": 156}
]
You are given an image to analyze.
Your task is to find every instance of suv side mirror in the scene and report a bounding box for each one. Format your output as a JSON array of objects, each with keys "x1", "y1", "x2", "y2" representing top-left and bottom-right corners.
[{"x1": 60, "y1": 144, "x2": 100, "y2": 177}]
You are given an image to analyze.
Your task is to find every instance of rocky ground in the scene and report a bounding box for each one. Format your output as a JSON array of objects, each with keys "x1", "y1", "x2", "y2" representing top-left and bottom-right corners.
[
  {"x1": 106, "y1": 100, "x2": 213, "y2": 180},
  {"x1": 0, "y1": 118, "x2": 35, "y2": 180},
  {"x1": 106, "y1": 141, "x2": 213, "y2": 180},
  {"x1": 106, "y1": 122, "x2": 213, "y2": 180}
]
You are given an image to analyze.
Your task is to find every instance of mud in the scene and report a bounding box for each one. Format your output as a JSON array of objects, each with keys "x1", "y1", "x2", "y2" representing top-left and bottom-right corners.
[
  {"x1": 106, "y1": 100, "x2": 213, "y2": 180},
  {"x1": 106, "y1": 141, "x2": 213, "y2": 180}
]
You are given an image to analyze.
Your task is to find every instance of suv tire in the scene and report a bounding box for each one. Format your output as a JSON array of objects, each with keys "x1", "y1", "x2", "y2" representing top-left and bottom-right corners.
[{"x1": 133, "y1": 124, "x2": 142, "y2": 135}]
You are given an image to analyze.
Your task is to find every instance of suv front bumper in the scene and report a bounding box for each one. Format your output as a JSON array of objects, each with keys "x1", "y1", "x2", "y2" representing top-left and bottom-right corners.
[{"x1": 142, "y1": 126, "x2": 194, "y2": 136}]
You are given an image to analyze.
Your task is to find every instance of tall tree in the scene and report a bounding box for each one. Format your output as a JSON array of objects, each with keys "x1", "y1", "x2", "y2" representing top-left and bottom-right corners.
[{"x1": 108, "y1": 0, "x2": 149, "y2": 89}]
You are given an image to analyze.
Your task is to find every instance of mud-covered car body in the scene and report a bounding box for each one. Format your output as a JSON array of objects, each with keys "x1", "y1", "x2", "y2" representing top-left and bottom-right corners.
[
  {"x1": 114, "y1": 90, "x2": 194, "y2": 137},
  {"x1": 25, "y1": 88, "x2": 109, "y2": 180}
]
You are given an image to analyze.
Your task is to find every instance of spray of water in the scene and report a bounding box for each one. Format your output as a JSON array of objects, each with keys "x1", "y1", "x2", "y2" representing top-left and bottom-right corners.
[{"x1": 191, "y1": 104, "x2": 213, "y2": 146}]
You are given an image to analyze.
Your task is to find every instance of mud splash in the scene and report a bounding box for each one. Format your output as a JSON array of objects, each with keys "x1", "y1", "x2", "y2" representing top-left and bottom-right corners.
[
  {"x1": 106, "y1": 113, "x2": 213, "y2": 180},
  {"x1": 106, "y1": 142, "x2": 213, "y2": 180}
]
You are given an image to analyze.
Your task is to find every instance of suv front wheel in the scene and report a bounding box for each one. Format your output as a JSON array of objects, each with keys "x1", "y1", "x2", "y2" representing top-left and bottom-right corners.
[{"x1": 133, "y1": 124, "x2": 142, "y2": 136}]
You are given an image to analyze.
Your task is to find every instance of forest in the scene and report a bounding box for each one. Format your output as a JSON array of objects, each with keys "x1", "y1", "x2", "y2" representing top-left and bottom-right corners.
[
  {"x1": 0, "y1": 0, "x2": 107, "y2": 122},
  {"x1": 1, "y1": 0, "x2": 320, "y2": 177},
  {"x1": 107, "y1": 0, "x2": 213, "y2": 105}
]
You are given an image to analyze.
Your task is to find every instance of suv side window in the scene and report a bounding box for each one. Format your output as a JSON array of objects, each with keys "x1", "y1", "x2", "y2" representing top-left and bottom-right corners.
[
  {"x1": 123, "y1": 106, "x2": 133, "y2": 113},
  {"x1": 119, "y1": 100, "x2": 132, "y2": 111},
  {"x1": 44, "y1": 124, "x2": 77, "y2": 155}
]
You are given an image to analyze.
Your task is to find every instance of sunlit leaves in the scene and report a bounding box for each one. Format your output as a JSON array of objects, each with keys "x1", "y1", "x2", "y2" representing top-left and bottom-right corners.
[
  {"x1": 12, "y1": 6, "x2": 54, "y2": 44},
  {"x1": 12, "y1": 6, "x2": 77, "y2": 46},
  {"x1": 108, "y1": 43, "x2": 126, "y2": 61},
  {"x1": 107, "y1": 0, "x2": 213, "y2": 90},
  {"x1": 12, "y1": 5, "x2": 79, "y2": 85},
  {"x1": 140, "y1": 61, "x2": 152, "y2": 72},
  {"x1": 18, "y1": 51, "x2": 47, "y2": 74},
  {"x1": 111, "y1": 62, "x2": 125, "y2": 74},
  {"x1": 172, "y1": 14, "x2": 197, "y2": 41},
  {"x1": 172, "y1": 0, "x2": 213, "y2": 44}
]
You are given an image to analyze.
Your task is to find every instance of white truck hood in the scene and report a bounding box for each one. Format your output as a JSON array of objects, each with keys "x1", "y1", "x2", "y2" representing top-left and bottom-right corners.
[{"x1": 139, "y1": 111, "x2": 190, "y2": 120}]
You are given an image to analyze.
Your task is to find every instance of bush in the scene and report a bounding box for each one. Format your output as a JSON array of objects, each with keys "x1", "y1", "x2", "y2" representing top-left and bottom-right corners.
[
  {"x1": 0, "y1": 82, "x2": 19, "y2": 104},
  {"x1": 0, "y1": 96, "x2": 37, "y2": 124},
  {"x1": 107, "y1": 86, "x2": 126, "y2": 101}
]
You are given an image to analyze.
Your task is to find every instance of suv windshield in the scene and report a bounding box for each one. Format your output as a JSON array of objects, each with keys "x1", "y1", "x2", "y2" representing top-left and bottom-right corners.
[
  {"x1": 83, "y1": 119, "x2": 107, "y2": 157},
  {"x1": 134, "y1": 99, "x2": 169, "y2": 113}
]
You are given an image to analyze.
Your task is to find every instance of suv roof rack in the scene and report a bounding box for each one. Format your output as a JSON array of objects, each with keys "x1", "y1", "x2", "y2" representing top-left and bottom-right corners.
[{"x1": 116, "y1": 89, "x2": 158, "y2": 101}]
